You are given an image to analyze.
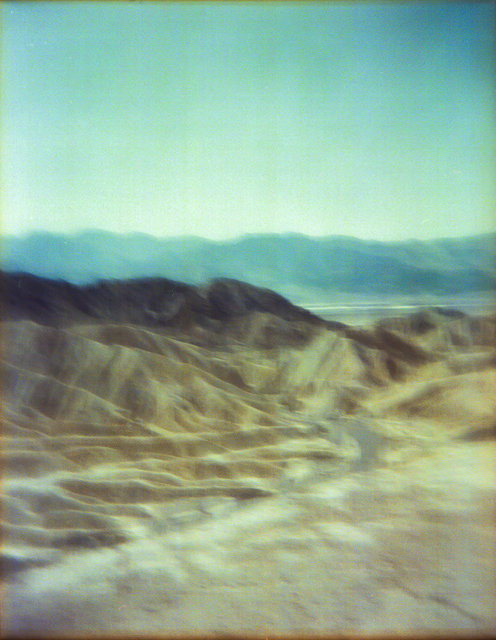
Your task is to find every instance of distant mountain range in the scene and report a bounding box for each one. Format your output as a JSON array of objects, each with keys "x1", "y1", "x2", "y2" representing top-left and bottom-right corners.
[{"x1": 2, "y1": 231, "x2": 495, "y2": 301}]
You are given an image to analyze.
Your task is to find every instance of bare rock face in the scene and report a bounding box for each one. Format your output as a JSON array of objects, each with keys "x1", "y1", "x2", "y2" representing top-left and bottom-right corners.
[
  {"x1": 201, "y1": 278, "x2": 324, "y2": 323},
  {"x1": 2, "y1": 272, "x2": 198, "y2": 327},
  {"x1": 2, "y1": 272, "x2": 330, "y2": 332}
]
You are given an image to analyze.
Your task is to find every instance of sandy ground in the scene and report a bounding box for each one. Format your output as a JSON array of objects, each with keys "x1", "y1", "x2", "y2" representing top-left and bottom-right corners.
[{"x1": 3, "y1": 440, "x2": 495, "y2": 635}]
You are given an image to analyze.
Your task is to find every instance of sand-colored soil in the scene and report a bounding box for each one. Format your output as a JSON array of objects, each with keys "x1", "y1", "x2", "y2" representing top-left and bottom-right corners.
[{"x1": 1, "y1": 307, "x2": 495, "y2": 634}]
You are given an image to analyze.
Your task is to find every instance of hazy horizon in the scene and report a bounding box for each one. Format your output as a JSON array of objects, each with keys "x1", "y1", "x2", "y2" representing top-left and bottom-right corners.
[
  {"x1": 4, "y1": 226, "x2": 496, "y2": 244},
  {"x1": 2, "y1": 2, "x2": 495, "y2": 241}
]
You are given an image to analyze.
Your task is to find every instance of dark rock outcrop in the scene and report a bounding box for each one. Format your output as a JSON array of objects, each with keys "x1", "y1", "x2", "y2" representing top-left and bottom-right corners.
[{"x1": 1, "y1": 272, "x2": 335, "y2": 337}]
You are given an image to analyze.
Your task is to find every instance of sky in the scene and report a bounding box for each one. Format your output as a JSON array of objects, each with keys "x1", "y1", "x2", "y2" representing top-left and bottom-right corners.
[{"x1": 1, "y1": 1, "x2": 495, "y2": 241}]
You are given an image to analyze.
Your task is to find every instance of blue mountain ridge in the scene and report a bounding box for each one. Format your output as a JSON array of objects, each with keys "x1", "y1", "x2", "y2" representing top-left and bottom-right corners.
[{"x1": 2, "y1": 230, "x2": 495, "y2": 299}]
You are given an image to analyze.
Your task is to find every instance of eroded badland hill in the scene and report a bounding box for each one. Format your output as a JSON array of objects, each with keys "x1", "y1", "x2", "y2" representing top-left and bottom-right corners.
[{"x1": 2, "y1": 274, "x2": 495, "y2": 634}]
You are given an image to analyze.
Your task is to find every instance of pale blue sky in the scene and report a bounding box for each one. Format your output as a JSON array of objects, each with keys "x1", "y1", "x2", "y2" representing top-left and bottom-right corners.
[{"x1": 2, "y1": 1, "x2": 495, "y2": 240}]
